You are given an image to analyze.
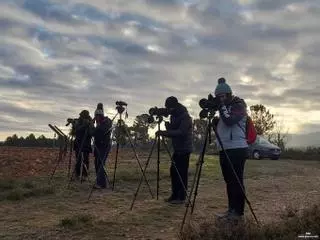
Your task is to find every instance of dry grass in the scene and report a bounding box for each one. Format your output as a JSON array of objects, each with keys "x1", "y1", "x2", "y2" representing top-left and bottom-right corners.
[
  {"x1": 181, "y1": 204, "x2": 320, "y2": 240},
  {"x1": 0, "y1": 147, "x2": 319, "y2": 239}
]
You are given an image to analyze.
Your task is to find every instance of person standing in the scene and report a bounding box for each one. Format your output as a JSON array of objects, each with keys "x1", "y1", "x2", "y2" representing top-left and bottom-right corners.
[
  {"x1": 214, "y1": 78, "x2": 248, "y2": 219},
  {"x1": 156, "y1": 96, "x2": 193, "y2": 204},
  {"x1": 92, "y1": 109, "x2": 112, "y2": 189},
  {"x1": 73, "y1": 110, "x2": 93, "y2": 180}
]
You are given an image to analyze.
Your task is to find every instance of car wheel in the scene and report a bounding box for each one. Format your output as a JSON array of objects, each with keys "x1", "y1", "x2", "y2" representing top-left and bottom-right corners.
[{"x1": 253, "y1": 150, "x2": 261, "y2": 160}]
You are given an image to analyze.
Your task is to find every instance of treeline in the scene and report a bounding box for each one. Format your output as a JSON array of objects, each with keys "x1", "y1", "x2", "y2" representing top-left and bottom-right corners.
[
  {"x1": 1, "y1": 134, "x2": 63, "y2": 148},
  {"x1": 1, "y1": 117, "x2": 211, "y2": 152},
  {"x1": 0, "y1": 104, "x2": 301, "y2": 152}
]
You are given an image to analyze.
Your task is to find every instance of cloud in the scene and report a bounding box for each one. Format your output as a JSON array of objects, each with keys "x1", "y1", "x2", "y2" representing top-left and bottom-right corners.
[{"x1": 0, "y1": 0, "x2": 320, "y2": 140}]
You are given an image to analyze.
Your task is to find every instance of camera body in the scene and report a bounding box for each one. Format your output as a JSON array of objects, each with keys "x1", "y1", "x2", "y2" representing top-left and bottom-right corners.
[
  {"x1": 149, "y1": 107, "x2": 170, "y2": 117},
  {"x1": 147, "y1": 107, "x2": 170, "y2": 123},
  {"x1": 115, "y1": 101, "x2": 128, "y2": 114},
  {"x1": 66, "y1": 118, "x2": 78, "y2": 126},
  {"x1": 116, "y1": 101, "x2": 128, "y2": 107},
  {"x1": 199, "y1": 94, "x2": 220, "y2": 119}
]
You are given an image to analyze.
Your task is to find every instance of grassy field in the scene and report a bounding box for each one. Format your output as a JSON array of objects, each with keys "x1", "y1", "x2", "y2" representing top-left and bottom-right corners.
[{"x1": 0, "y1": 148, "x2": 319, "y2": 239}]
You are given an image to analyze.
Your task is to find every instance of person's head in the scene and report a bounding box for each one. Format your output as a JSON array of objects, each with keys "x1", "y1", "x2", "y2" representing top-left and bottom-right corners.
[
  {"x1": 214, "y1": 77, "x2": 233, "y2": 104},
  {"x1": 97, "y1": 102, "x2": 103, "y2": 110},
  {"x1": 165, "y1": 96, "x2": 179, "y2": 113},
  {"x1": 79, "y1": 110, "x2": 90, "y2": 119},
  {"x1": 95, "y1": 109, "x2": 105, "y2": 125}
]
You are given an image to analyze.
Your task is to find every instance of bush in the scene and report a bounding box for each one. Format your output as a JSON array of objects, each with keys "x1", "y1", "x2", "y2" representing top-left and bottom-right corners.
[
  {"x1": 182, "y1": 204, "x2": 320, "y2": 240},
  {"x1": 282, "y1": 147, "x2": 320, "y2": 161}
]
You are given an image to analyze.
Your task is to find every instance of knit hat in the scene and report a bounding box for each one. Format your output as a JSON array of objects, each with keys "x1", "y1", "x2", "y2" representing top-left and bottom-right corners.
[
  {"x1": 94, "y1": 102, "x2": 104, "y2": 117},
  {"x1": 79, "y1": 110, "x2": 90, "y2": 118},
  {"x1": 214, "y1": 78, "x2": 232, "y2": 96},
  {"x1": 165, "y1": 96, "x2": 179, "y2": 108}
]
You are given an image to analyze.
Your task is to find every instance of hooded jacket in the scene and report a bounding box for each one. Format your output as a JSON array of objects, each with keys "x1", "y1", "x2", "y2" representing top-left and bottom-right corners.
[
  {"x1": 93, "y1": 116, "x2": 112, "y2": 149},
  {"x1": 73, "y1": 118, "x2": 93, "y2": 153},
  {"x1": 216, "y1": 96, "x2": 248, "y2": 150},
  {"x1": 162, "y1": 103, "x2": 193, "y2": 154}
]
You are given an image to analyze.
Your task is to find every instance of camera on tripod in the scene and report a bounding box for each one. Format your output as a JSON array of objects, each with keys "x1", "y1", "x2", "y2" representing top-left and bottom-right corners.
[
  {"x1": 66, "y1": 118, "x2": 78, "y2": 126},
  {"x1": 147, "y1": 107, "x2": 170, "y2": 123},
  {"x1": 199, "y1": 94, "x2": 220, "y2": 119},
  {"x1": 115, "y1": 101, "x2": 128, "y2": 114}
]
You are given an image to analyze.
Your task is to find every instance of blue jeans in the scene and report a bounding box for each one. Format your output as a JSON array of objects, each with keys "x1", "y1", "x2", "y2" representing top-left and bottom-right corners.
[{"x1": 94, "y1": 146, "x2": 110, "y2": 188}]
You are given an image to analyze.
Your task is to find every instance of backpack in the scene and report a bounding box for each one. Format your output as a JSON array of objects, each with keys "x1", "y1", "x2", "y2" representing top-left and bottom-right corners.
[
  {"x1": 246, "y1": 116, "x2": 257, "y2": 144},
  {"x1": 238, "y1": 116, "x2": 257, "y2": 144}
]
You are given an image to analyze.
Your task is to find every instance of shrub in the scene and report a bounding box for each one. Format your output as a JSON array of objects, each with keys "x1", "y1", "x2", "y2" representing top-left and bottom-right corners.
[{"x1": 182, "y1": 204, "x2": 320, "y2": 240}]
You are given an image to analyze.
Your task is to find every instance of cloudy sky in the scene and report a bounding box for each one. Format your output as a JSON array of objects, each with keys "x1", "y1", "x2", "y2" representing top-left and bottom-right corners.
[{"x1": 1, "y1": 0, "x2": 320, "y2": 141}]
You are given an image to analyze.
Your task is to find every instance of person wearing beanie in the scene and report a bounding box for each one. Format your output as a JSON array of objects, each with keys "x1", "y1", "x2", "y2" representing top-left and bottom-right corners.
[
  {"x1": 92, "y1": 108, "x2": 112, "y2": 189},
  {"x1": 156, "y1": 96, "x2": 193, "y2": 204},
  {"x1": 94, "y1": 103, "x2": 104, "y2": 125},
  {"x1": 213, "y1": 77, "x2": 248, "y2": 220},
  {"x1": 73, "y1": 110, "x2": 94, "y2": 180}
]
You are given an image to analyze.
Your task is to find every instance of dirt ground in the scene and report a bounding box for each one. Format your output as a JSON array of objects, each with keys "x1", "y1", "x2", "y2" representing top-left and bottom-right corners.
[{"x1": 0, "y1": 146, "x2": 319, "y2": 239}]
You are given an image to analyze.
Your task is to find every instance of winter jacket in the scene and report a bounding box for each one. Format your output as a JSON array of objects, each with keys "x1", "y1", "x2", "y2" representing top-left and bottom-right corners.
[
  {"x1": 162, "y1": 103, "x2": 193, "y2": 154},
  {"x1": 216, "y1": 96, "x2": 248, "y2": 150},
  {"x1": 74, "y1": 118, "x2": 93, "y2": 153},
  {"x1": 93, "y1": 117, "x2": 112, "y2": 149}
]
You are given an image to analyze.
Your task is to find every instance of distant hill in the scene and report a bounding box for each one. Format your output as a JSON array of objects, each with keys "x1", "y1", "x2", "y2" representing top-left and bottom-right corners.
[{"x1": 287, "y1": 132, "x2": 320, "y2": 148}]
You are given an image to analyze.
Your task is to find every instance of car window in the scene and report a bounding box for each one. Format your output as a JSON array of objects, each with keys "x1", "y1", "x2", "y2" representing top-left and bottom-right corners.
[{"x1": 258, "y1": 136, "x2": 271, "y2": 145}]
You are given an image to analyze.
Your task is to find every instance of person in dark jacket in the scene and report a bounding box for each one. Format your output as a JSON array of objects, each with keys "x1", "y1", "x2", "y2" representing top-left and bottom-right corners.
[
  {"x1": 213, "y1": 78, "x2": 248, "y2": 220},
  {"x1": 156, "y1": 96, "x2": 193, "y2": 204},
  {"x1": 92, "y1": 110, "x2": 112, "y2": 189},
  {"x1": 73, "y1": 110, "x2": 93, "y2": 180}
]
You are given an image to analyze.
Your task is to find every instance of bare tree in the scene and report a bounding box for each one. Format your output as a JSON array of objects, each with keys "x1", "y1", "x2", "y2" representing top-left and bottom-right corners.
[{"x1": 267, "y1": 119, "x2": 290, "y2": 150}]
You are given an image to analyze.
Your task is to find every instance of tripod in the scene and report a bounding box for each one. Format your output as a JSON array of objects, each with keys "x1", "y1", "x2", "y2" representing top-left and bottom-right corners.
[
  {"x1": 110, "y1": 109, "x2": 154, "y2": 198},
  {"x1": 87, "y1": 118, "x2": 117, "y2": 201},
  {"x1": 180, "y1": 116, "x2": 260, "y2": 234},
  {"x1": 67, "y1": 126, "x2": 93, "y2": 187},
  {"x1": 130, "y1": 117, "x2": 192, "y2": 211},
  {"x1": 48, "y1": 124, "x2": 69, "y2": 183},
  {"x1": 67, "y1": 112, "x2": 119, "y2": 189}
]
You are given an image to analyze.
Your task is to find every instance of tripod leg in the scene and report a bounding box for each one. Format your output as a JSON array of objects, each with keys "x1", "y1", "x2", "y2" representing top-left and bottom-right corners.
[
  {"x1": 88, "y1": 145, "x2": 110, "y2": 201},
  {"x1": 161, "y1": 138, "x2": 193, "y2": 207},
  {"x1": 67, "y1": 138, "x2": 73, "y2": 178},
  {"x1": 157, "y1": 131, "x2": 160, "y2": 200},
  {"x1": 130, "y1": 139, "x2": 156, "y2": 210},
  {"x1": 123, "y1": 126, "x2": 154, "y2": 197},
  {"x1": 212, "y1": 125, "x2": 260, "y2": 225},
  {"x1": 80, "y1": 153, "x2": 84, "y2": 183},
  {"x1": 112, "y1": 142, "x2": 120, "y2": 191},
  {"x1": 180, "y1": 123, "x2": 210, "y2": 234},
  {"x1": 49, "y1": 145, "x2": 64, "y2": 183},
  {"x1": 67, "y1": 128, "x2": 89, "y2": 186}
]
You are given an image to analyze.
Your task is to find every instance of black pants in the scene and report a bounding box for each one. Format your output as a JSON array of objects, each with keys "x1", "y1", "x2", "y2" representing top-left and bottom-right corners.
[
  {"x1": 94, "y1": 146, "x2": 110, "y2": 188},
  {"x1": 219, "y1": 148, "x2": 247, "y2": 215},
  {"x1": 170, "y1": 152, "x2": 190, "y2": 200},
  {"x1": 75, "y1": 151, "x2": 90, "y2": 177}
]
